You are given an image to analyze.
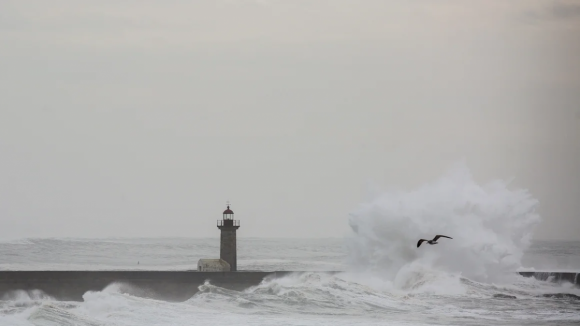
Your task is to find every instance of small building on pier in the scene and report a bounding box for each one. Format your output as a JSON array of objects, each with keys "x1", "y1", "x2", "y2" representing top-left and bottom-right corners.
[{"x1": 197, "y1": 259, "x2": 230, "y2": 272}]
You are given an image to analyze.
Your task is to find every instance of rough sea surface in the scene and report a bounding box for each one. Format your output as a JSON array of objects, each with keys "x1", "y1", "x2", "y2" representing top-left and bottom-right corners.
[
  {"x1": 1, "y1": 164, "x2": 579, "y2": 325},
  {"x1": 0, "y1": 238, "x2": 579, "y2": 326}
]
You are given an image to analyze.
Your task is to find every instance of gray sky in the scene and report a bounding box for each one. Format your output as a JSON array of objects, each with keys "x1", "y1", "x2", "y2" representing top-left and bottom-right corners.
[{"x1": 1, "y1": 0, "x2": 579, "y2": 240}]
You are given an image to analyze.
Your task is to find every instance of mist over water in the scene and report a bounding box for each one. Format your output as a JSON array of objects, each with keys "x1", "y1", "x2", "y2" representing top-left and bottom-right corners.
[{"x1": 346, "y1": 162, "x2": 542, "y2": 285}]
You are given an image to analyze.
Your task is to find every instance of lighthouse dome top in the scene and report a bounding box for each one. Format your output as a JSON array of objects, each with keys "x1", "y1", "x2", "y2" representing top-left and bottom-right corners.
[{"x1": 223, "y1": 205, "x2": 234, "y2": 215}]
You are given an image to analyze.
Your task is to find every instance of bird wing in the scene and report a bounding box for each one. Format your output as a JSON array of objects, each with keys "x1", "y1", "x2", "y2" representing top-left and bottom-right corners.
[
  {"x1": 433, "y1": 235, "x2": 452, "y2": 241},
  {"x1": 417, "y1": 239, "x2": 427, "y2": 248}
]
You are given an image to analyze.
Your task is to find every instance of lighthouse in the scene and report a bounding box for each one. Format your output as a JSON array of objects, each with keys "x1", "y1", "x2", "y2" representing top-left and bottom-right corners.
[{"x1": 217, "y1": 204, "x2": 240, "y2": 271}]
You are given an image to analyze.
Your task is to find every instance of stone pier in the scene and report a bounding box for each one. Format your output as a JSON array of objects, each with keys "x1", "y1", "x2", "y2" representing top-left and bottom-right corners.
[{"x1": 0, "y1": 271, "x2": 576, "y2": 302}]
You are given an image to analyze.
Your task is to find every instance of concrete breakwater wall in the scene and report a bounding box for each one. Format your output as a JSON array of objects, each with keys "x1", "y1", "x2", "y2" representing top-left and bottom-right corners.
[
  {"x1": 0, "y1": 271, "x2": 576, "y2": 302},
  {"x1": 518, "y1": 271, "x2": 579, "y2": 285},
  {"x1": 0, "y1": 271, "x2": 292, "y2": 302}
]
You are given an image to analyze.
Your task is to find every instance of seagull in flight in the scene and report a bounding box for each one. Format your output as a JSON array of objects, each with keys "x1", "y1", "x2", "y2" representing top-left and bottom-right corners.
[{"x1": 417, "y1": 235, "x2": 453, "y2": 248}]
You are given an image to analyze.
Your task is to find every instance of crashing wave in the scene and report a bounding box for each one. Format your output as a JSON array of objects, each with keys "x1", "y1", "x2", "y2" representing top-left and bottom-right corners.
[{"x1": 345, "y1": 162, "x2": 541, "y2": 285}]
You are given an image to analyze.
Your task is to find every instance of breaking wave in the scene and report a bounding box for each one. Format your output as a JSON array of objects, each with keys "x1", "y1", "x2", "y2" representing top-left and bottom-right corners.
[
  {"x1": 345, "y1": 162, "x2": 542, "y2": 285},
  {"x1": 2, "y1": 273, "x2": 579, "y2": 326}
]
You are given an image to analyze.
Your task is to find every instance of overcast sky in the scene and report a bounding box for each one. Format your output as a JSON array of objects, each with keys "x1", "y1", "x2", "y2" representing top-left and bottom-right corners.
[{"x1": 1, "y1": 0, "x2": 579, "y2": 240}]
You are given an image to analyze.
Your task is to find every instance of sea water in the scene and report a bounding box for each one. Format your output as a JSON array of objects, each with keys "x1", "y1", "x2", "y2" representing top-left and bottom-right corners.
[{"x1": 1, "y1": 163, "x2": 579, "y2": 325}]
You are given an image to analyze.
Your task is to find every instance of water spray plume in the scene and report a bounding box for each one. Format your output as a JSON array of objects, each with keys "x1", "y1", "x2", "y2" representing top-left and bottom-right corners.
[{"x1": 345, "y1": 162, "x2": 542, "y2": 285}]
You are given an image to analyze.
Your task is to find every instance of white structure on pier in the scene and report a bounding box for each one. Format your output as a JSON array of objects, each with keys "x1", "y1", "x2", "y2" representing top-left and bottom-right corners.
[{"x1": 197, "y1": 259, "x2": 231, "y2": 272}]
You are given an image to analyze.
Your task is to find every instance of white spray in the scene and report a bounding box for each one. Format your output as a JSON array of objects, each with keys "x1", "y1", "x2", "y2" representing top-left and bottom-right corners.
[{"x1": 345, "y1": 162, "x2": 541, "y2": 287}]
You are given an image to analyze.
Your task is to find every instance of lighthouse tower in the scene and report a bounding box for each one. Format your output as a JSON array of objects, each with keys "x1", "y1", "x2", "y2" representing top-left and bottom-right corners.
[{"x1": 217, "y1": 204, "x2": 240, "y2": 271}]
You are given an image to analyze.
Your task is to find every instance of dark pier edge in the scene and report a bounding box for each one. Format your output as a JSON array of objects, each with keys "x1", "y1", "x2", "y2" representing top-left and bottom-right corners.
[
  {"x1": 0, "y1": 271, "x2": 307, "y2": 302},
  {"x1": 518, "y1": 271, "x2": 580, "y2": 285},
  {"x1": 0, "y1": 271, "x2": 577, "y2": 302}
]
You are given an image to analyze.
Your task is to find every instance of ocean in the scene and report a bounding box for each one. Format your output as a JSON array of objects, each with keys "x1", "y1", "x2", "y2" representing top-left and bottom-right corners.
[
  {"x1": 0, "y1": 238, "x2": 579, "y2": 325},
  {"x1": 1, "y1": 165, "x2": 579, "y2": 325}
]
